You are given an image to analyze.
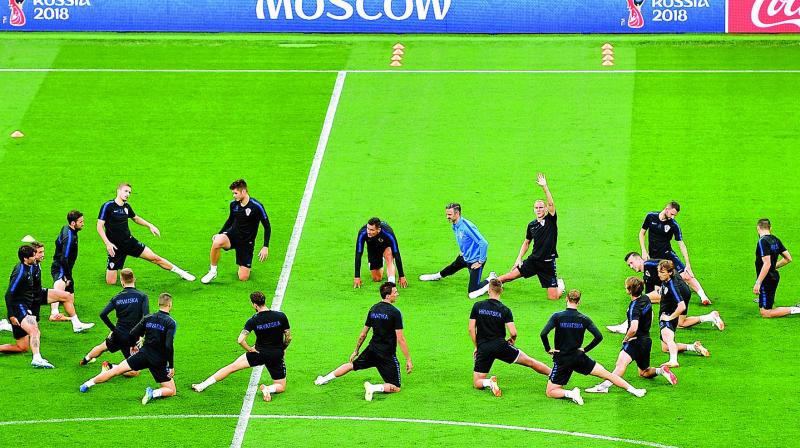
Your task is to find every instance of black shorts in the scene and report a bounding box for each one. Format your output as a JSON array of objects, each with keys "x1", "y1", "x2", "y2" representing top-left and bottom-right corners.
[
  {"x1": 622, "y1": 338, "x2": 652, "y2": 371},
  {"x1": 473, "y1": 340, "x2": 520, "y2": 374},
  {"x1": 29, "y1": 290, "x2": 49, "y2": 321},
  {"x1": 246, "y1": 350, "x2": 286, "y2": 380},
  {"x1": 352, "y1": 347, "x2": 401, "y2": 387},
  {"x1": 223, "y1": 231, "x2": 255, "y2": 268},
  {"x1": 8, "y1": 302, "x2": 34, "y2": 339},
  {"x1": 105, "y1": 331, "x2": 134, "y2": 359},
  {"x1": 654, "y1": 251, "x2": 686, "y2": 274},
  {"x1": 367, "y1": 244, "x2": 391, "y2": 271},
  {"x1": 659, "y1": 318, "x2": 679, "y2": 336},
  {"x1": 126, "y1": 351, "x2": 171, "y2": 383},
  {"x1": 758, "y1": 276, "x2": 779, "y2": 310},
  {"x1": 50, "y1": 264, "x2": 75, "y2": 293},
  {"x1": 516, "y1": 258, "x2": 558, "y2": 288},
  {"x1": 644, "y1": 279, "x2": 658, "y2": 294},
  {"x1": 107, "y1": 237, "x2": 146, "y2": 270},
  {"x1": 549, "y1": 353, "x2": 596, "y2": 386}
]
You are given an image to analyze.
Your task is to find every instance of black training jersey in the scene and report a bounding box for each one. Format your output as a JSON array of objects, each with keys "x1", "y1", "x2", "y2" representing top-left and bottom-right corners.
[
  {"x1": 52, "y1": 225, "x2": 79, "y2": 278},
  {"x1": 220, "y1": 198, "x2": 271, "y2": 247},
  {"x1": 99, "y1": 287, "x2": 149, "y2": 334},
  {"x1": 642, "y1": 212, "x2": 682, "y2": 257},
  {"x1": 627, "y1": 295, "x2": 653, "y2": 339},
  {"x1": 525, "y1": 212, "x2": 558, "y2": 260},
  {"x1": 642, "y1": 259, "x2": 662, "y2": 289},
  {"x1": 98, "y1": 200, "x2": 136, "y2": 243},
  {"x1": 365, "y1": 301, "x2": 403, "y2": 358},
  {"x1": 470, "y1": 299, "x2": 513, "y2": 346},
  {"x1": 658, "y1": 276, "x2": 690, "y2": 316},
  {"x1": 354, "y1": 222, "x2": 405, "y2": 277},
  {"x1": 540, "y1": 308, "x2": 602, "y2": 359},
  {"x1": 4, "y1": 262, "x2": 46, "y2": 307},
  {"x1": 755, "y1": 234, "x2": 786, "y2": 277},
  {"x1": 130, "y1": 310, "x2": 177, "y2": 368},
  {"x1": 244, "y1": 310, "x2": 290, "y2": 354}
]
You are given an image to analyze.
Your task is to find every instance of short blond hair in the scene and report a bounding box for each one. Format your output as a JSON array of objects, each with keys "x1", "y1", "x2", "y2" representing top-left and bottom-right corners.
[{"x1": 158, "y1": 292, "x2": 172, "y2": 307}]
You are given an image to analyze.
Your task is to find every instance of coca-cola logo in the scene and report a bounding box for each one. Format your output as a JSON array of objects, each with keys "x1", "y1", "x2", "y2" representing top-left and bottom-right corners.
[{"x1": 751, "y1": 0, "x2": 800, "y2": 28}]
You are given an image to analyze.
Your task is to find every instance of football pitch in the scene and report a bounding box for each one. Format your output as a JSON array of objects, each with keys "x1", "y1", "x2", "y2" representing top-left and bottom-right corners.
[{"x1": 1, "y1": 33, "x2": 800, "y2": 447}]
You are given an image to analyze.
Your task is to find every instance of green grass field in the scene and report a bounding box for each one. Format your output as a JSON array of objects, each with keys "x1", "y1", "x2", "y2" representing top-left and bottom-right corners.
[{"x1": 1, "y1": 33, "x2": 800, "y2": 447}]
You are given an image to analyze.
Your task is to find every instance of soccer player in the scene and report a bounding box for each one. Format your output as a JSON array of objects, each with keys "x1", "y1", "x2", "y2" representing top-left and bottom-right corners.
[
  {"x1": 607, "y1": 252, "x2": 723, "y2": 334},
  {"x1": 192, "y1": 291, "x2": 291, "y2": 402},
  {"x1": 586, "y1": 277, "x2": 678, "y2": 394},
  {"x1": 80, "y1": 292, "x2": 178, "y2": 405},
  {"x1": 640, "y1": 201, "x2": 713, "y2": 305},
  {"x1": 419, "y1": 203, "x2": 489, "y2": 297},
  {"x1": 31, "y1": 241, "x2": 93, "y2": 332},
  {"x1": 540, "y1": 289, "x2": 646, "y2": 406},
  {"x1": 49, "y1": 210, "x2": 84, "y2": 322},
  {"x1": 470, "y1": 279, "x2": 551, "y2": 396},
  {"x1": 314, "y1": 282, "x2": 413, "y2": 401},
  {"x1": 98, "y1": 182, "x2": 195, "y2": 285},
  {"x1": 753, "y1": 219, "x2": 800, "y2": 318},
  {"x1": 470, "y1": 173, "x2": 564, "y2": 300},
  {"x1": 354, "y1": 217, "x2": 407, "y2": 288},
  {"x1": 649, "y1": 260, "x2": 709, "y2": 367},
  {"x1": 0, "y1": 245, "x2": 55, "y2": 368},
  {"x1": 201, "y1": 179, "x2": 271, "y2": 284},
  {"x1": 79, "y1": 268, "x2": 149, "y2": 375}
]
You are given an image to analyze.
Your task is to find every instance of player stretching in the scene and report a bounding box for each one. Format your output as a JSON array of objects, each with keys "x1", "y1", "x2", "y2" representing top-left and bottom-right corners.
[
  {"x1": 354, "y1": 217, "x2": 407, "y2": 288},
  {"x1": 48, "y1": 210, "x2": 84, "y2": 322},
  {"x1": 470, "y1": 279, "x2": 551, "y2": 396},
  {"x1": 98, "y1": 183, "x2": 195, "y2": 284},
  {"x1": 201, "y1": 179, "x2": 271, "y2": 284},
  {"x1": 649, "y1": 260, "x2": 709, "y2": 367},
  {"x1": 640, "y1": 201, "x2": 712, "y2": 305},
  {"x1": 79, "y1": 268, "x2": 148, "y2": 376},
  {"x1": 471, "y1": 172, "x2": 564, "y2": 300},
  {"x1": 419, "y1": 203, "x2": 489, "y2": 297},
  {"x1": 540, "y1": 289, "x2": 646, "y2": 406},
  {"x1": 32, "y1": 241, "x2": 93, "y2": 332},
  {"x1": 315, "y1": 282, "x2": 413, "y2": 401},
  {"x1": 587, "y1": 277, "x2": 677, "y2": 394},
  {"x1": 753, "y1": 219, "x2": 800, "y2": 318},
  {"x1": 80, "y1": 293, "x2": 177, "y2": 405},
  {"x1": 193, "y1": 291, "x2": 291, "y2": 402}
]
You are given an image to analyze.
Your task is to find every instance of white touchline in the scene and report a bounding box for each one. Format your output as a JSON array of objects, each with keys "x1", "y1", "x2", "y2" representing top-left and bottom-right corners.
[
  {"x1": 229, "y1": 70, "x2": 348, "y2": 448},
  {"x1": 0, "y1": 68, "x2": 799, "y2": 74},
  {"x1": 0, "y1": 414, "x2": 679, "y2": 448}
]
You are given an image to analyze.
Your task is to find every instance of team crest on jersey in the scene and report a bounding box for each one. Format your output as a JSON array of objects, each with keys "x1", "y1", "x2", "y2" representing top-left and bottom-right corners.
[
  {"x1": 245, "y1": 208, "x2": 251, "y2": 216},
  {"x1": 664, "y1": 225, "x2": 670, "y2": 233},
  {"x1": 109, "y1": 262, "x2": 115, "y2": 269},
  {"x1": 378, "y1": 238, "x2": 384, "y2": 243},
  {"x1": 124, "y1": 207, "x2": 129, "y2": 215}
]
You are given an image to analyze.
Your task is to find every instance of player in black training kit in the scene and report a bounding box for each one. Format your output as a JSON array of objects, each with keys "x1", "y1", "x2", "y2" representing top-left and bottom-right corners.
[
  {"x1": 587, "y1": 277, "x2": 678, "y2": 394},
  {"x1": 647, "y1": 260, "x2": 710, "y2": 368},
  {"x1": 354, "y1": 217, "x2": 408, "y2": 288},
  {"x1": 315, "y1": 282, "x2": 413, "y2": 401},
  {"x1": 30, "y1": 241, "x2": 93, "y2": 333},
  {"x1": 49, "y1": 210, "x2": 85, "y2": 322},
  {"x1": 80, "y1": 293, "x2": 178, "y2": 405},
  {"x1": 202, "y1": 179, "x2": 271, "y2": 284},
  {"x1": 639, "y1": 201, "x2": 712, "y2": 305},
  {"x1": 470, "y1": 279, "x2": 551, "y2": 397},
  {"x1": 471, "y1": 172, "x2": 564, "y2": 300},
  {"x1": 193, "y1": 291, "x2": 292, "y2": 402},
  {"x1": 98, "y1": 183, "x2": 195, "y2": 285},
  {"x1": 540, "y1": 289, "x2": 646, "y2": 406},
  {"x1": 79, "y1": 268, "x2": 149, "y2": 376},
  {"x1": 753, "y1": 219, "x2": 800, "y2": 318}
]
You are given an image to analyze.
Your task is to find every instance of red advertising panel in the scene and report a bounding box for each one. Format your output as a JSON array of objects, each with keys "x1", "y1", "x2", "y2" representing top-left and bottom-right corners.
[{"x1": 729, "y1": 0, "x2": 800, "y2": 32}]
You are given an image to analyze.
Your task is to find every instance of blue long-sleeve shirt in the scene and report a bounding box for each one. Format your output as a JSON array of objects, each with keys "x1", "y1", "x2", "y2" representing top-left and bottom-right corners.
[{"x1": 453, "y1": 217, "x2": 488, "y2": 263}]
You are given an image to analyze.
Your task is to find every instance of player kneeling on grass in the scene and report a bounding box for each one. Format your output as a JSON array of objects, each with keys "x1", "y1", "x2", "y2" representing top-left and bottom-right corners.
[
  {"x1": 79, "y1": 268, "x2": 149, "y2": 377},
  {"x1": 753, "y1": 219, "x2": 800, "y2": 318},
  {"x1": 80, "y1": 293, "x2": 177, "y2": 405},
  {"x1": 354, "y1": 217, "x2": 407, "y2": 288},
  {"x1": 315, "y1": 282, "x2": 412, "y2": 401},
  {"x1": 48, "y1": 210, "x2": 86, "y2": 322},
  {"x1": 193, "y1": 291, "x2": 291, "y2": 402},
  {"x1": 540, "y1": 289, "x2": 646, "y2": 406},
  {"x1": 470, "y1": 279, "x2": 551, "y2": 397},
  {"x1": 587, "y1": 277, "x2": 677, "y2": 394}
]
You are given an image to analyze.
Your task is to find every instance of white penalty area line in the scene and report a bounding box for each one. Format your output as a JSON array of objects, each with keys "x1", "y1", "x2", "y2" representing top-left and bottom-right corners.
[
  {"x1": 1, "y1": 68, "x2": 799, "y2": 74},
  {"x1": 0, "y1": 414, "x2": 679, "y2": 448},
  {"x1": 230, "y1": 70, "x2": 348, "y2": 448}
]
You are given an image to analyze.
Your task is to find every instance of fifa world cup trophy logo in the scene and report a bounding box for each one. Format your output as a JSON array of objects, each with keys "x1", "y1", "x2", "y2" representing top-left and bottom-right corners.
[
  {"x1": 626, "y1": 0, "x2": 645, "y2": 28},
  {"x1": 8, "y1": 0, "x2": 25, "y2": 27}
]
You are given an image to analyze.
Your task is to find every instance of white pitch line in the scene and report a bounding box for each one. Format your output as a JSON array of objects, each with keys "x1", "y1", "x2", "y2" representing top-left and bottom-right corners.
[
  {"x1": 229, "y1": 70, "x2": 347, "y2": 448},
  {"x1": 0, "y1": 414, "x2": 679, "y2": 448},
  {"x1": 0, "y1": 68, "x2": 799, "y2": 74}
]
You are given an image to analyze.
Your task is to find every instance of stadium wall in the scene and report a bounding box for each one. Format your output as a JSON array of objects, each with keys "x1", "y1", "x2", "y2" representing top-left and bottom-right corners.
[{"x1": 0, "y1": 0, "x2": 798, "y2": 33}]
